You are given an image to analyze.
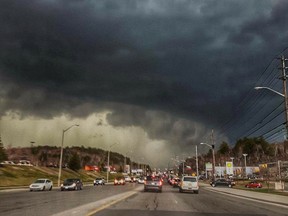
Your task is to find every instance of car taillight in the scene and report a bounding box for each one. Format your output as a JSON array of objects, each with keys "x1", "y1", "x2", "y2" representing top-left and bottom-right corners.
[{"x1": 159, "y1": 181, "x2": 162, "y2": 186}]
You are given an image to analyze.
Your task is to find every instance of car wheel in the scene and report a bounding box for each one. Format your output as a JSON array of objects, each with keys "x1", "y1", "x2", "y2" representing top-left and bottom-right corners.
[
  {"x1": 42, "y1": 186, "x2": 45, "y2": 191},
  {"x1": 49, "y1": 186, "x2": 52, "y2": 191},
  {"x1": 30, "y1": 189, "x2": 33, "y2": 192},
  {"x1": 179, "y1": 188, "x2": 183, "y2": 193},
  {"x1": 194, "y1": 190, "x2": 199, "y2": 194}
]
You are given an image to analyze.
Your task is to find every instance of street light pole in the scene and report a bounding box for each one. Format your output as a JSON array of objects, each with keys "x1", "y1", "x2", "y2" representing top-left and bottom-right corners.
[
  {"x1": 58, "y1": 124, "x2": 79, "y2": 186},
  {"x1": 196, "y1": 145, "x2": 199, "y2": 178},
  {"x1": 200, "y1": 142, "x2": 215, "y2": 180},
  {"x1": 230, "y1": 157, "x2": 234, "y2": 176},
  {"x1": 243, "y1": 154, "x2": 248, "y2": 178},
  {"x1": 107, "y1": 143, "x2": 116, "y2": 183}
]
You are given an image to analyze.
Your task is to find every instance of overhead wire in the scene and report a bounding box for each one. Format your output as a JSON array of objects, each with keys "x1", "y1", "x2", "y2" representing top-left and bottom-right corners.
[{"x1": 217, "y1": 49, "x2": 288, "y2": 144}]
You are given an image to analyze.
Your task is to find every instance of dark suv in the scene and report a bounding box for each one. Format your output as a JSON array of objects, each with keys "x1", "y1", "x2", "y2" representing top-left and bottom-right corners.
[
  {"x1": 144, "y1": 175, "x2": 162, "y2": 192},
  {"x1": 61, "y1": 178, "x2": 83, "y2": 191}
]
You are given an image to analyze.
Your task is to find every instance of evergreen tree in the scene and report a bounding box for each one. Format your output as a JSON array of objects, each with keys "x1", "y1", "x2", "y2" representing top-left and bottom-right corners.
[
  {"x1": 0, "y1": 136, "x2": 8, "y2": 162},
  {"x1": 218, "y1": 142, "x2": 230, "y2": 155},
  {"x1": 68, "y1": 153, "x2": 81, "y2": 171}
]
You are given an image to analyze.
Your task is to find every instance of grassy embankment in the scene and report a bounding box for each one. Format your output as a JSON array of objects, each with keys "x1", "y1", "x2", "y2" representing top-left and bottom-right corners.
[
  {"x1": 0, "y1": 165, "x2": 120, "y2": 189},
  {"x1": 202, "y1": 179, "x2": 288, "y2": 196}
]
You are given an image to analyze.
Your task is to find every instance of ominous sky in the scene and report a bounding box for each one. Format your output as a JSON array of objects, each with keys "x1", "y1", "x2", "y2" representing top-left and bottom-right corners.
[{"x1": 1, "y1": 0, "x2": 288, "y2": 168}]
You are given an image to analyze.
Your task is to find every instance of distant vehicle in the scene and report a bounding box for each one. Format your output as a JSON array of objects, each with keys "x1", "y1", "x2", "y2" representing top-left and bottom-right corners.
[
  {"x1": 130, "y1": 176, "x2": 137, "y2": 182},
  {"x1": 144, "y1": 175, "x2": 162, "y2": 192},
  {"x1": 29, "y1": 179, "x2": 53, "y2": 191},
  {"x1": 114, "y1": 177, "x2": 125, "y2": 185},
  {"x1": 124, "y1": 176, "x2": 131, "y2": 182},
  {"x1": 137, "y1": 177, "x2": 145, "y2": 184},
  {"x1": 0, "y1": 161, "x2": 15, "y2": 165},
  {"x1": 93, "y1": 178, "x2": 105, "y2": 186},
  {"x1": 60, "y1": 178, "x2": 83, "y2": 191},
  {"x1": 179, "y1": 176, "x2": 199, "y2": 194},
  {"x1": 172, "y1": 178, "x2": 181, "y2": 188},
  {"x1": 245, "y1": 181, "x2": 263, "y2": 188},
  {"x1": 17, "y1": 160, "x2": 33, "y2": 166},
  {"x1": 211, "y1": 179, "x2": 233, "y2": 188}
]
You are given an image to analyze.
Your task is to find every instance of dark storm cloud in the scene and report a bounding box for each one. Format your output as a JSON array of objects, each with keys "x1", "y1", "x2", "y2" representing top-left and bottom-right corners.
[{"x1": 0, "y1": 0, "x2": 288, "y2": 145}]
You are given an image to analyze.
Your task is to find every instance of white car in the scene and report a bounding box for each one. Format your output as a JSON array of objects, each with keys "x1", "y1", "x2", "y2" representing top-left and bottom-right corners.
[
  {"x1": 29, "y1": 179, "x2": 53, "y2": 191},
  {"x1": 137, "y1": 177, "x2": 145, "y2": 184},
  {"x1": 179, "y1": 176, "x2": 199, "y2": 194},
  {"x1": 124, "y1": 176, "x2": 131, "y2": 182}
]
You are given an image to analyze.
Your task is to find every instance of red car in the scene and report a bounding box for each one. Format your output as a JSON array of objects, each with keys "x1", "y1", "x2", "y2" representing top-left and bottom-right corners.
[
  {"x1": 114, "y1": 177, "x2": 125, "y2": 185},
  {"x1": 245, "y1": 181, "x2": 262, "y2": 188}
]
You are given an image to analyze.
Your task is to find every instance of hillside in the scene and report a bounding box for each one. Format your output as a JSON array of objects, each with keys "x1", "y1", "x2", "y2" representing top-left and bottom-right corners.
[
  {"x1": 0, "y1": 164, "x2": 112, "y2": 188},
  {"x1": 4, "y1": 145, "x2": 140, "y2": 172}
]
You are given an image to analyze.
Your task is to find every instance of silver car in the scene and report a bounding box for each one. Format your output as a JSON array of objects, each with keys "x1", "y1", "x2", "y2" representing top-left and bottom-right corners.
[
  {"x1": 144, "y1": 175, "x2": 162, "y2": 192},
  {"x1": 61, "y1": 178, "x2": 83, "y2": 191},
  {"x1": 29, "y1": 178, "x2": 53, "y2": 191},
  {"x1": 94, "y1": 178, "x2": 105, "y2": 186}
]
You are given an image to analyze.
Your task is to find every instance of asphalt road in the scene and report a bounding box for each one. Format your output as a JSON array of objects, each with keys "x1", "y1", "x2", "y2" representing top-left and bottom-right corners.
[
  {"x1": 0, "y1": 183, "x2": 138, "y2": 216},
  {"x1": 0, "y1": 183, "x2": 287, "y2": 216},
  {"x1": 93, "y1": 184, "x2": 288, "y2": 216}
]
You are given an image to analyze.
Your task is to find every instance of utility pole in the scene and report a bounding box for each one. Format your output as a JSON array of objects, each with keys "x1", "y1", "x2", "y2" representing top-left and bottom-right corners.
[
  {"x1": 210, "y1": 129, "x2": 216, "y2": 180},
  {"x1": 280, "y1": 55, "x2": 288, "y2": 140}
]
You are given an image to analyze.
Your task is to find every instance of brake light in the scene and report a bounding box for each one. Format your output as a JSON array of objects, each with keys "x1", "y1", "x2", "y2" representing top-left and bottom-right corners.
[{"x1": 159, "y1": 181, "x2": 162, "y2": 186}]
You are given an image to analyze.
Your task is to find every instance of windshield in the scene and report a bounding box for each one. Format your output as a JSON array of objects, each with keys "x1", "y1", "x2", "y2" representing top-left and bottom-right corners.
[
  {"x1": 146, "y1": 176, "x2": 161, "y2": 181},
  {"x1": 183, "y1": 177, "x2": 196, "y2": 182},
  {"x1": 34, "y1": 180, "x2": 45, "y2": 184}
]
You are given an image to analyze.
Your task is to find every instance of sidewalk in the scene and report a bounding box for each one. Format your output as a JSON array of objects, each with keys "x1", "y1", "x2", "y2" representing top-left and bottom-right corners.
[{"x1": 201, "y1": 184, "x2": 288, "y2": 206}]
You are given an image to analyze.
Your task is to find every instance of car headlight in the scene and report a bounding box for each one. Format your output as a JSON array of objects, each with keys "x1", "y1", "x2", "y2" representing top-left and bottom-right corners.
[
  {"x1": 61, "y1": 184, "x2": 63, "y2": 187},
  {"x1": 72, "y1": 183, "x2": 76, "y2": 187}
]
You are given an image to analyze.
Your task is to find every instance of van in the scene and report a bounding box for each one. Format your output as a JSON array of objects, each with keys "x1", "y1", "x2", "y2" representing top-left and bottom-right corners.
[{"x1": 179, "y1": 176, "x2": 199, "y2": 194}]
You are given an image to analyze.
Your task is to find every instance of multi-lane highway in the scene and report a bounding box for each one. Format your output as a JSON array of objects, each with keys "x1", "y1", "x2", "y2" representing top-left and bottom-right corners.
[{"x1": 0, "y1": 183, "x2": 287, "y2": 216}]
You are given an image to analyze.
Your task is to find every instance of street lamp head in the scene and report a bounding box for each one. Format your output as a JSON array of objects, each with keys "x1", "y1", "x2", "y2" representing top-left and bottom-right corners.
[
  {"x1": 254, "y1": 87, "x2": 262, "y2": 90},
  {"x1": 243, "y1": 153, "x2": 248, "y2": 157}
]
